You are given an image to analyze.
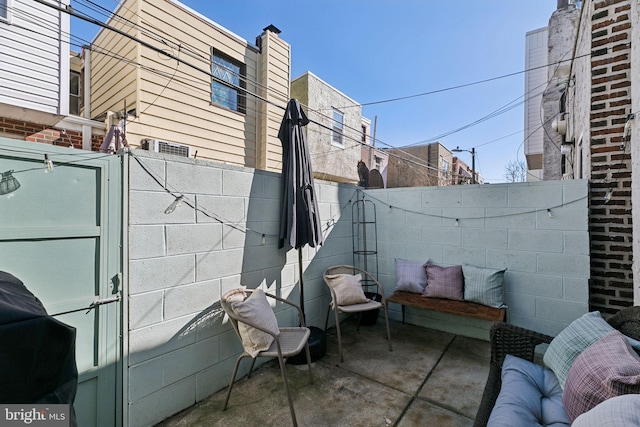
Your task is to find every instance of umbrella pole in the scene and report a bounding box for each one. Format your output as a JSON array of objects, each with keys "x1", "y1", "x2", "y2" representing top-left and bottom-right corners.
[{"x1": 298, "y1": 248, "x2": 305, "y2": 325}]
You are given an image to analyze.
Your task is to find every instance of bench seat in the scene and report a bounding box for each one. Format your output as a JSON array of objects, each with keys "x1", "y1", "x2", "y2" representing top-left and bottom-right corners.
[{"x1": 387, "y1": 290, "x2": 506, "y2": 323}]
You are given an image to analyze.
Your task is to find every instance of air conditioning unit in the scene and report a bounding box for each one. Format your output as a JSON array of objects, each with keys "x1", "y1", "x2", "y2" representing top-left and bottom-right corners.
[{"x1": 142, "y1": 139, "x2": 192, "y2": 158}]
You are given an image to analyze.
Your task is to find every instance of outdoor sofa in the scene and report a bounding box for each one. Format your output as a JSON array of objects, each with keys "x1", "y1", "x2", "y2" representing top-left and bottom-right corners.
[{"x1": 473, "y1": 306, "x2": 640, "y2": 426}]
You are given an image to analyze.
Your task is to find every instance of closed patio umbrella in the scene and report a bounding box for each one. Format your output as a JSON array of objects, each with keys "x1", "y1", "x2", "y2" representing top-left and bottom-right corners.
[
  {"x1": 278, "y1": 98, "x2": 325, "y2": 362},
  {"x1": 278, "y1": 98, "x2": 324, "y2": 251}
]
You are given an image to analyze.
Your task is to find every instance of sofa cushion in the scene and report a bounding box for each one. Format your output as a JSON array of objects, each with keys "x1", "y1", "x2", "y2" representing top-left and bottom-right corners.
[
  {"x1": 324, "y1": 273, "x2": 369, "y2": 306},
  {"x1": 487, "y1": 354, "x2": 569, "y2": 427},
  {"x1": 461, "y1": 264, "x2": 506, "y2": 308},
  {"x1": 543, "y1": 311, "x2": 640, "y2": 390},
  {"x1": 562, "y1": 330, "x2": 640, "y2": 422},
  {"x1": 394, "y1": 258, "x2": 428, "y2": 293},
  {"x1": 422, "y1": 264, "x2": 463, "y2": 301},
  {"x1": 572, "y1": 394, "x2": 640, "y2": 427},
  {"x1": 543, "y1": 311, "x2": 620, "y2": 389}
]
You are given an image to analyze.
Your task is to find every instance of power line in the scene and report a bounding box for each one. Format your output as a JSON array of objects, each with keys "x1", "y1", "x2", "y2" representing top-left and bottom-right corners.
[{"x1": 39, "y1": 0, "x2": 601, "y2": 183}]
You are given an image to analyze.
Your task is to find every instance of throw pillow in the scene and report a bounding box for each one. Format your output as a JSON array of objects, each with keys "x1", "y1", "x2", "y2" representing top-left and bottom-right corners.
[
  {"x1": 562, "y1": 331, "x2": 640, "y2": 422},
  {"x1": 462, "y1": 264, "x2": 506, "y2": 308},
  {"x1": 543, "y1": 311, "x2": 620, "y2": 389},
  {"x1": 487, "y1": 354, "x2": 569, "y2": 426},
  {"x1": 230, "y1": 289, "x2": 279, "y2": 358},
  {"x1": 422, "y1": 264, "x2": 463, "y2": 301},
  {"x1": 394, "y1": 258, "x2": 428, "y2": 293},
  {"x1": 572, "y1": 394, "x2": 640, "y2": 427},
  {"x1": 324, "y1": 273, "x2": 368, "y2": 306}
]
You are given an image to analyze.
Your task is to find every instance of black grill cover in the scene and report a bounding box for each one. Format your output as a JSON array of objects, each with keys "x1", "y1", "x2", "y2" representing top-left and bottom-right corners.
[{"x1": 0, "y1": 271, "x2": 77, "y2": 422}]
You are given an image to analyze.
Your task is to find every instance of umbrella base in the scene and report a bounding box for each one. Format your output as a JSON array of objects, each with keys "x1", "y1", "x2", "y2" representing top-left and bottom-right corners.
[{"x1": 288, "y1": 326, "x2": 326, "y2": 364}]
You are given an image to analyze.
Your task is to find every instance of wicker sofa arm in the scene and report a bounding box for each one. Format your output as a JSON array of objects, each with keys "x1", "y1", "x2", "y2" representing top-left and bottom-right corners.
[
  {"x1": 488, "y1": 322, "x2": 554, "y2": 368},
  {"x1": 473, "y1": 322, "x2": 553, "y2": 427}
]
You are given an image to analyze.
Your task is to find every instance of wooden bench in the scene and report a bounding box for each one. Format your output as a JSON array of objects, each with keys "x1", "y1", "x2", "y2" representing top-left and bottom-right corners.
[{"x1": 387, "y1": 291, "x2": 506, "y2": 323}]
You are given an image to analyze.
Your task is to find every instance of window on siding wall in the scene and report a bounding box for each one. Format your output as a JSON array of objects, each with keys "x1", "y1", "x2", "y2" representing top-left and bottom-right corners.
[
  {"x1": 69, "y1": 71, "x2": 82, "y2": 116},
  {"x1": 374, "y1": 156, "x2": 382, "y2": 170},
  {"x1": 0, "y1": 0, "x2": 10, "y2": 21},
  {"x1": 332, "y1": 109, "x2": 344, "y2": 147},
  {"x1": 211, "y1": 49, "x2": 246, "y2": 113}
]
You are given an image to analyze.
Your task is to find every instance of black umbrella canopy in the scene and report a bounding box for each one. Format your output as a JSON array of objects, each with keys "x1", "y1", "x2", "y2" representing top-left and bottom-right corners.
[
  {"x1": 278, "y1": 99, "x2": 324, "y2": 250},
  {"x1": 277, "y1": 99, "x2": 328, "y2": 362}
]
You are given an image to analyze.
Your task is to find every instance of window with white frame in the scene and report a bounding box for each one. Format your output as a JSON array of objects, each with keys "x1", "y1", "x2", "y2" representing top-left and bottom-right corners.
[
  {"x1": 332, "y1": 109, "x2": 344, "y2": 147},
  {"x1": 0, "y1": 0, "x2": 10, "y2": 21},
  {"x1": 374, "y1": 155, "x2": 382, "y2": 170},
  {"x1": 211, "y1": 49, "x2": 246, "y2": 113},
  {"x1": 441, "y1": 157, "x2": 449, "y2": 178},
  {"x1": 69, "y1": 71, "x2": 82, "y2": 116}
]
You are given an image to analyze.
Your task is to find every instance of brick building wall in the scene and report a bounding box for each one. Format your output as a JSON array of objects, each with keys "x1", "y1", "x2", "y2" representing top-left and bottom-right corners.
[
  {"x1": 0, "y1": 117, "x2": 103, "y2": 150},
  {"x1": 588, "y1": 0, "x2": 634, "y2": 313}
]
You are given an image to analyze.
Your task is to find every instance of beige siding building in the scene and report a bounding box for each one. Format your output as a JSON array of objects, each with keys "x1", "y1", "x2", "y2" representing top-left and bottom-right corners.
[
  {"x1": 89, "y1": 0, "x2": 290, "y2": 172},
  {"x1": 291, "y1": 71, "x2": 365, "y2": 184}
]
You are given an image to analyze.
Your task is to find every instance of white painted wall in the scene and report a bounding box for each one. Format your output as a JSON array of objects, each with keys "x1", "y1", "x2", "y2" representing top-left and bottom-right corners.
[
  {"x1": 126, "y1": 151, "x2": 589, "y2": 425},
  {"x1": 367, "y1": 181, "x2": 589, "y2": 338},
  {"x1": 524, "y1": 27, "x2": 548, "y2": 174},
  {"x1": 0, "y1": 0, "x2": 69, "y2": 116}
]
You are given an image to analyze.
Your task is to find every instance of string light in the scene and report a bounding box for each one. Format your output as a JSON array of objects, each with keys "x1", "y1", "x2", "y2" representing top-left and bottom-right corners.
[
  {"x1": 44, "y1": 154, "x2": 54, "y2": 172},
  {"x1": 547, "y1": 209, "x2": 553, "y2": 218},
  {"x1": 164, "y1": 195, "x2": 184, "y2": 214},
  {"x1": 604, "y1": 188, "x2": 613, "y2": 204}
]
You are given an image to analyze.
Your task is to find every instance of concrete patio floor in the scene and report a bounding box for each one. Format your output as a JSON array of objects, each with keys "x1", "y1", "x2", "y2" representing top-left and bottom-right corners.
[{"x1": 156, "y1": 317, "x2": 491, "y2": 427}]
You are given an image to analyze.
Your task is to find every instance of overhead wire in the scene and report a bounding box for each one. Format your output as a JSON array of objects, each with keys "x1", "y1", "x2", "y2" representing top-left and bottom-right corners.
[{"x1": 37, "y1": 0, "x2": 613, "y2": 184}]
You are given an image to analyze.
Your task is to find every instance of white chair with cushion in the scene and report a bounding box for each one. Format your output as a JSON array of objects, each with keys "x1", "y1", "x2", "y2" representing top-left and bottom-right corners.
[
  {"x1": 221, "y1": 288, "x2": 313, "y2": 427},
  {"x1": 323, "y1": 265, "x2": 392, "y2": 362}
]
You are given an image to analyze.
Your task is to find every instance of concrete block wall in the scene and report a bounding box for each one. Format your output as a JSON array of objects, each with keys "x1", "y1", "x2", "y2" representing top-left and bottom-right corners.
[
  {"x1": 126, "y1": 151, "x2": 590, "y2": 425},
  {"x1": 366, "y1": 180, "x2": 590, "y2": 340},
  {"x1": 126, "y1": 150, "x2": 356, "y2": 426}
]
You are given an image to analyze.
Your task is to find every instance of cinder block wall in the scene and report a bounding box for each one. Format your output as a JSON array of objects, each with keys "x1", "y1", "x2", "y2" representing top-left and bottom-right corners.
[
  {"x1": 367, "y1": 180, "x2": 590, "y2": 339},
  {"x1": 126, "y1": 151, "x2": 590, "y2": 425},
  {"x1": 126, "y1": 150, "x2": 355, "y2": 426}
]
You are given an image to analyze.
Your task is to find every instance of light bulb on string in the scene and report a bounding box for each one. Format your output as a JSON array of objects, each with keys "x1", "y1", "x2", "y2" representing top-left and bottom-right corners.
[
  {"x1": 164, "y1": 195, "x2": 184, "y2": 214},
  {"x1": 44, "y1": 154, "x2": 54, "y2": 173}
]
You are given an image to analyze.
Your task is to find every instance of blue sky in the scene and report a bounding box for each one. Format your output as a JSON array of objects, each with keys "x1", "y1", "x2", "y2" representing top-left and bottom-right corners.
[{"x1": 72, "y1": 0, "x2": 557, "y2": 182}]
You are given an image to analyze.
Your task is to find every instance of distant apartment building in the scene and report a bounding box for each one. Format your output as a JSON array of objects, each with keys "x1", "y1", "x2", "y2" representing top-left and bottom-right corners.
[
  {"x1": 523, "y1": 27, "x2": 548, "y2": 181},
  {"x1": 386, "y1": 142, "x2": 453, "y2": 188},
  {"x1": 359, "y1": 117, "x2": 388, "y2": 188},
  {"x1": 452, "y1": 156, "x2": 482, "y2": 185},
  {"x1": 89, "y1": 0, "x2": 290, "y2": 171},
  {"x1": 291, "y1": 71, "x2": 372, "y2": 184}
]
